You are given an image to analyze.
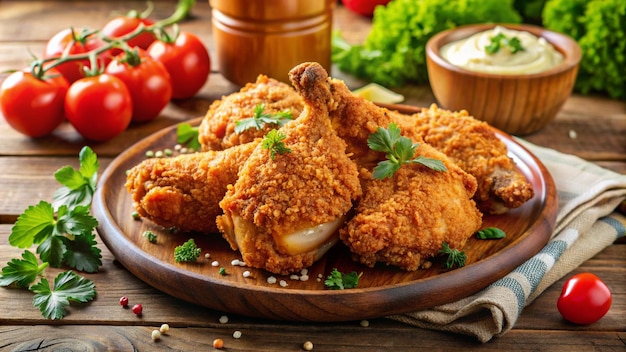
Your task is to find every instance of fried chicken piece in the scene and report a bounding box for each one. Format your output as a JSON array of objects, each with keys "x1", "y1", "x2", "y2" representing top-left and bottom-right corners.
[
  {"x1": 125, "y1": 142, "x2": 258, "y2": 234},
  {"x1": 392, "y1": 104, "x2": 534, "y2": 214},
  {"x1": 216, "y1": 63, "x2": 362, "y2": 275},
  {"x1": 198, "y1": 75, "x2": 304, "y2": 151},
  {"x1": 291, "y1": 63, "x2": 481, "y2": 270},
  {"x1": 342, "y1": 150, "x2": 482, "y2": 271}
]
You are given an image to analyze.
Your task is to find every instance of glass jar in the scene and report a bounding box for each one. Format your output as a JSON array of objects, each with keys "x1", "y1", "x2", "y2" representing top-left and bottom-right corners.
[{"x1": 210, "y1": 0, "x2": 336, "y2": 86}]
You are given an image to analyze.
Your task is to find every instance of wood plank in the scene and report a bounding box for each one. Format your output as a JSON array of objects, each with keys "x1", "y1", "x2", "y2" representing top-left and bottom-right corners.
[
  {"x1": 1, "y1": 223, "x2": 624, "y2": 330},
  {"x1": 1, "y1": 324, "x2": 625, "y2": 351}
]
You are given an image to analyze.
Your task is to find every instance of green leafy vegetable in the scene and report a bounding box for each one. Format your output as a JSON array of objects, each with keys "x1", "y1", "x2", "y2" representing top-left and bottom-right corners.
[
  {"x1": 177, "y1": 123, "x2": 201, "y2": 151},
  {"x1": 543, "y1": 0, "x2": 626, "y2": 100},
  {"x1": 485, "y1": 33, "x2": 525, "y2": 54},
  {"x1": 52, "y1": 146, "x2": 99, "y2": 208},
  {"x1": 0, "y1": 146, "x2": 103, "y2": 319},
  {"x1": 332, "y1": 0, "x2": 522, "y2": 87},
  {"x1": 261, "y1": 129, "x2": 291, "y2": 160},
  {"x1": 0, "y1": 250, "x2": 48, "y2": 288},
  {"x1": 439, "y1": 242, "x2": 467, "y2": 269},
  {"x1": 30, "y1": 271, "x2": 96, "y2": 320},
  {"x1": 476, "y1": 227, "x2": 506, "y2": 239},
  {"x1": 324, "y1": 268, "x2": 362, "y2": 290},
  {"x1": 234, "y1": 104, "x2": 293, "y2": 134},
  {"x1": 367, "y1": 123, "x2": 447, "y2": 179},
  {"x1": 174, "y1": 238, "x2": 201, "y2": 262}
]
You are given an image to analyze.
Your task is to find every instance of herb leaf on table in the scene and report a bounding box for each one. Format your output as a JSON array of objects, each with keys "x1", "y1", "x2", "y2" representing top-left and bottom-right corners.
[{"x1": 30, "y1": 271, "x2": 96, "y2": 320}]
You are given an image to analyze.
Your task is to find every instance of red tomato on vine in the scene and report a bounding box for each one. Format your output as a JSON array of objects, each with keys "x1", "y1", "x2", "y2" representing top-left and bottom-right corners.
[
  {"x1": 148, "y1": 31, "x2": 210, "y2": 99},
  {"x1": 105, "y1": 49, "x2": 172, "y2": 122},
  {"x1": 101, "y1": 15, "x2": 156, "y2": 50},
  {"x1": 0, "y1": 69, "x2": 69, "y2": 138},
  {"x1": 65, "y1": 74, "x2": 132, "y2": 142},
  {"x1": 43, "y1": 28, "x2": 111, "y2": 83}
]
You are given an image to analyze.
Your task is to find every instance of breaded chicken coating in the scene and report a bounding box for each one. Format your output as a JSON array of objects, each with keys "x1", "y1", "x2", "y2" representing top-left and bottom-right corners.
[
  {"x1": 392, "y1": 104, "x2": 534, "y2": 214},
  {"x1": 216, "y1": 63, "x2": 362, "y2": 275},
  {"x1": 198, "y1": 75, "x2": 304, "y2": 151},
  {"x1": 125, "y1": 142, "x2": 258, "y2": 233},
  {"x1": 341, "y1": 149, "x2": 482, "y2": 271},
  {"x1": 291, "y1": 62, "x2": 482, "y2": 270}
]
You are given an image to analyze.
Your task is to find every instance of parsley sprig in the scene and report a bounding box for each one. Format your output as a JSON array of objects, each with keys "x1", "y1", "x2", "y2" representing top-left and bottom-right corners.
[
  {"x1": 262, "y1": 129, "x2": 291, "y2": 160},
  {"x1": 234, "y1": 104, "x2": 293, "y2": 134},
  {"x1": 0, "y1": 146, "x2": 101, "y2": 319},
  {"x1": 367, "y1": 123, "x2": 447, "y2": 179},
  {"x1": 439, "y1": 243, "x2": 467, "y2": 269},
  {"x1": 485, "y1": 33, "x2": 525, "y2": 54},
  {"x1": 324, "y1": 268, "x2": 362, "y2": 290},
  {"x1": 177, "y1": 123, "x2": 201, "y2": 151},
  {"x1": 174, "y1": 238, "x2": 201, "y2": 262}
]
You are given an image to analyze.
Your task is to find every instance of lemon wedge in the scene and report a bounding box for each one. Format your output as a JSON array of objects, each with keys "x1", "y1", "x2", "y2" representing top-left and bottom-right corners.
[{"x1": 352, "y1": 83, "x2": 404, "y2": 104}]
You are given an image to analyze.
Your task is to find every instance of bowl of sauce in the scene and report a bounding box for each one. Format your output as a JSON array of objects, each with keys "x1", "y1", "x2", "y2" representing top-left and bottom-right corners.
[{"x1": 426, "y1": 23, "x2": 581, "y2": 135}]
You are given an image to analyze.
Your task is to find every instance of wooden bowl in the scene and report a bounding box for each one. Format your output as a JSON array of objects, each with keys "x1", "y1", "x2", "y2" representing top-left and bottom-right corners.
[{"x1": 426, "y1": 23, "x2": 581, "y2": 135}]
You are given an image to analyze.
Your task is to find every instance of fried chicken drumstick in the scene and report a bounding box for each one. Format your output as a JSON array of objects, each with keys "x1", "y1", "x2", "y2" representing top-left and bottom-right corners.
[
  {"x1": 125, "y1": 142, "x2": 258, "y2": 234},
  {"x1": 392, "y1": 105, "x2": 534, "y2": 214},
  {"x1": 216, "y1": 63, "x2": 362, "y2": 275},
  {"x1": 283, "y1": 63, "x2": 482, "y2": 270}
]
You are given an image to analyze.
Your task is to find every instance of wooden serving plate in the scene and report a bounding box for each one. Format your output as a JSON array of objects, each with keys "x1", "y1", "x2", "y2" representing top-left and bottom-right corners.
[{"x1": 93, "y1": 106, "x2": 558, "y2": 322}]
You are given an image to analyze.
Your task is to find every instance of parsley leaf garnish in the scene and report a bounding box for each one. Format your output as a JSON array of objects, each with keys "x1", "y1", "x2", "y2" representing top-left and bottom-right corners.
[
  {"x1": 485, "y1": 33, "x2": 525, "y2": 54},
  {"x1": 261, "y1": 129, "x2": 291, "y2": 160},
  {"x1": 177, "y1": 123, "x2": 201, "y2": 151},
  {"x1": 476, "y1": 227, "x2": 506, "y2": 240},
  {"x1": 30, "y1": 271, "x2": 96, "y2": 320},
  {"x1": 174, "y1": 238, "x2": 201, "y2": 262},
  {"x1": 324, "y1": 268, "x2": 362, "y2": 290},
  {"x1": 439, "y1": 242, "x2": 467, "y2": 269},
  {"x1": 0, "y1": 146, "x2": 103, "y2": 320},
  {"x1": 52, "y1": 146, "x2": 98, "y2": 208},
  {"x1": 367, "y1": 123, "x2": 447, "y2": 179},
  {"x1": 0, "y1": 250, "x2": 48, "y2": 288},
  {"x1": 234, "y1": 104, "x2": 293, "y2": 134}
]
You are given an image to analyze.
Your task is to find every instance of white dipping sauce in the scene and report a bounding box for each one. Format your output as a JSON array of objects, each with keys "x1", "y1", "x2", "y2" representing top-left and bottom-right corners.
[{"x1": 440, "y1": 26, "x2": 563, "y2": 74}]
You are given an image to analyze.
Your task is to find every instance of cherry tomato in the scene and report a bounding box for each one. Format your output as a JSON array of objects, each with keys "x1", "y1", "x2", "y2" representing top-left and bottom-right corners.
[
  {"x1": 557, "y1": 273, "x2": 612, "y2": 324},
  {"x1": 342, "y1": 0, "x2": 391, "y2": 17},
  {"x1": 65, "y1": 74, "x2": 132, "y2": 141},
  {"x1": 101, "y1": 15, "x2": 156, "y2": 50},
  {"x1": 105, "y1": 49, "x2": 172, "y2": 122},
  {"x1": 0, "y1": 69, "x2": 69, "y2": 137},
  {"x1": 147, "y1": 32, "x2": 211, "y2": 99},
  {"x1": 44, "y1": 28, "x2": 112, "y2": 83}
]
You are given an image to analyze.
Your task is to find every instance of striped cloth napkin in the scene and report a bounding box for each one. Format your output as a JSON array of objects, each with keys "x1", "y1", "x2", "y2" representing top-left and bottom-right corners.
[{"x1": 390, "y1": 139, "x2": 626, "y2": 342}]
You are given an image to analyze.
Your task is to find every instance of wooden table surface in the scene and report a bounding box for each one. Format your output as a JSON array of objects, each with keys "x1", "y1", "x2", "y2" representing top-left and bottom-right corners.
[{"x1": 1, "y1": 1, "x2": 625, "y2": 351}]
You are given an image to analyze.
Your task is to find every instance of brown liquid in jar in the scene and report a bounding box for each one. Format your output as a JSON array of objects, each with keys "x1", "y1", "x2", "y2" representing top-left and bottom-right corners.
[{"x1": 210, "y1": 0, "x2": 336, "y2": 86}]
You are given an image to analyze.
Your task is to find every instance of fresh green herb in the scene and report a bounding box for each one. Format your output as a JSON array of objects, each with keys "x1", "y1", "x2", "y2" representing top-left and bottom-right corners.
[
  {"x1": 0, "y1": 146, "x2": 101, "y2": 320},
  {"x1": 174, "y1": 238, "x2": 201, "y2": 262},
  {"x1": 367, "y1": 123, "x2": 447, "y2": 179},
  {"x1": 0, "y1": 250, "x2": 49, "y2": 288},
  {"x1": 485, "y1": 33, "x2": 525, "y2": 54},
  {"x1": 439, "y1": 243, "x2": 467, "y2": 269},
  {"x1": 324, "y1": 268, "x2": 363, "y2": 290},
  {"x1": 30, "y1": 271, "x2": 96, "y2": 320},
  {"x1": 143, "y1": 230, "x2": 157, "y2": 243},
  {"x1": 234, "y1": 104, "x2": 293, "y2": 134},
  {"x1": 131, "y1": 211, "x2": 140, "y2": 220},
  {"x1": 52, "y1": 146, "x2": 99, "y2": 209},
  {"x1": 261, "y1": 129, "x2": 291, "y2": 160},
  {"x1": 331, "y1": 0, "x2": 522, "y2": 87},
  {"x1": 543, "y1": 0, "x2": 626, "y2": 100},
  {"x1": 476, "y1": 227, "x2": 506, "y2": 239},
  {"x1": 219, "y1": 267, "x2": 227, "y2": 276},
  {"x1": 177, "y1": 123, "x2": 201, "y2": 151}
]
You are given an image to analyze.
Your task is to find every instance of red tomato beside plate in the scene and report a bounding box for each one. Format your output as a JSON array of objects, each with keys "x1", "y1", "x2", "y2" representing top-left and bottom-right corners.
[{"x1": 342, "y1": 0, "x2": 391, "y2": 17}]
